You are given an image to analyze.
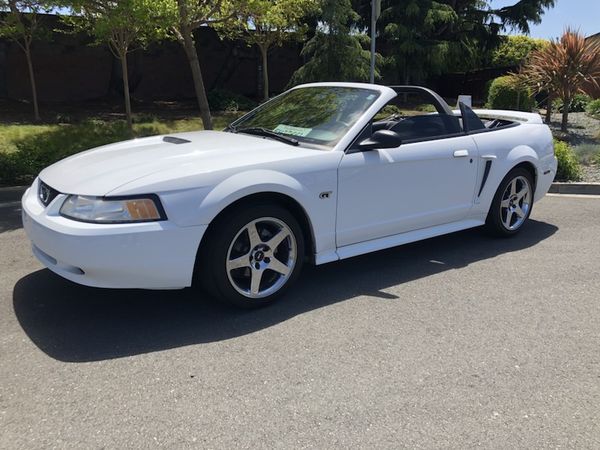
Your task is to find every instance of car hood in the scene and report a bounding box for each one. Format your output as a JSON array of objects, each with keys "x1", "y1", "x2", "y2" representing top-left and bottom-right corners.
[{"x1": 39, "y1": 130, "x2": 323, "y2": 196}]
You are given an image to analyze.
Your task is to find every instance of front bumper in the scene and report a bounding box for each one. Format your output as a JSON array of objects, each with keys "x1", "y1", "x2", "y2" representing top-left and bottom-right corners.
[{"x1": 22, "y1": 179, "x2": 207, "y2": 289}]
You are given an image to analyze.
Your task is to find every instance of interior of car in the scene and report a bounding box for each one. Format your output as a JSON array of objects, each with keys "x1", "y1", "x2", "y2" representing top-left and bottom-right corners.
[{"x1": 369, "y1": 87, "x2": 517, "y2": 144}]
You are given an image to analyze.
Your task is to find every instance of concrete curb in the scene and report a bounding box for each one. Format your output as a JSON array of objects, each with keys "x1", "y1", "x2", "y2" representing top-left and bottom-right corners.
[
  {"x1": 548, "y1": 182, "x2": 600, "y2": 195},
  {"x1": 0, "y1": 186, "x2": 27, "y2": 203}
]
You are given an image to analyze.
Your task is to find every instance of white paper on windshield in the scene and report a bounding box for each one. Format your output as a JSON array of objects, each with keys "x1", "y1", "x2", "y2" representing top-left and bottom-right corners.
[{"x1": 273, "y1": 124, "x2": 312, "y2": 137}]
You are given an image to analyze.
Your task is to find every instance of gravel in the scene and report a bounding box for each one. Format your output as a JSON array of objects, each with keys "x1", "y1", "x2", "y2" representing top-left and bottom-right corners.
[
  {"x1": 581, "y1": 164, "x2": 600, "y2": 183},
  {"x1": 548, "y1": 112, "x2": 600, "y2": 183},
  {"x1": 549, "y1": 112, "x2": 600, "y2": 145}
]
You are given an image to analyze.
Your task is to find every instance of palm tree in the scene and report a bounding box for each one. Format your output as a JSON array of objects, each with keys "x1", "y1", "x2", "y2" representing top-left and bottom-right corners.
[{"x1": 519, "y1": 28, "x2": 600, "y2": 131}]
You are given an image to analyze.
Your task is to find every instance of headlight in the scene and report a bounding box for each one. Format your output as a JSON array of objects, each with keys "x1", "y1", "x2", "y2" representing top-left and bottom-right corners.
[{"x1": 60, "y1": 195, "x2": 166, "y2": 223}]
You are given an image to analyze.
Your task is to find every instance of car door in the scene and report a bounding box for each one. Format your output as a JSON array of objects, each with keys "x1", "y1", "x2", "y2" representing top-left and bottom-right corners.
[{"x1": 336, "y1": 131, "x2": 479, "y2": 247}]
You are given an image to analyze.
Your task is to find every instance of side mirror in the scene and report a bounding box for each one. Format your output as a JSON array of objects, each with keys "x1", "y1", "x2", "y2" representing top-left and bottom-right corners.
[{"x1": 357, "y1": 130, "x2": 402, "y2": 151}]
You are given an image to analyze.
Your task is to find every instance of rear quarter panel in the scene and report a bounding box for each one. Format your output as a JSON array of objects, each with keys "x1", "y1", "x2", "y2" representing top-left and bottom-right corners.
[{"x1": 469, "y1": 122, "x2": 555, "y2": 219}]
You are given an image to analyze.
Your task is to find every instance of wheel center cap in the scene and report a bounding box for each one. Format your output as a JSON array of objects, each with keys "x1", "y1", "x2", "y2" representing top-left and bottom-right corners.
[{"x1": 254, "y1": 251, "x2": 264, "y2": 262}]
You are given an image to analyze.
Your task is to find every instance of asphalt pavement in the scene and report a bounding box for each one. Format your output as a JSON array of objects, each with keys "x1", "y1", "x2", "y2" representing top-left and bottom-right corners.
[{"x1": 1, "y1": 195, "x2": 599, "y2": 448}]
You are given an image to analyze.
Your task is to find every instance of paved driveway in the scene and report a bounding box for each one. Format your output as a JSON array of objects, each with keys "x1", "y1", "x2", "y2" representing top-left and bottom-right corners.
[{"x1": 1, "y1": 195, "x2": 599, "y2": 448}]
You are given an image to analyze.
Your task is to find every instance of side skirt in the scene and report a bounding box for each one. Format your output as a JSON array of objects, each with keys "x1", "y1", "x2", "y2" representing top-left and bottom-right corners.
[{"x1": 315, "y1": 219, "x2": 484, "y2": 264}]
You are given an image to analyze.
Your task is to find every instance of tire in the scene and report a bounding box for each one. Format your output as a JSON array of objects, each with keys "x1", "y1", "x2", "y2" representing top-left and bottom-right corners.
[
  {"x1": 485, "y1": 167, "x2": 534, "y2": 237},
  {"x1": 197, "y1": 203, "x2": 305, "y2": 308}
]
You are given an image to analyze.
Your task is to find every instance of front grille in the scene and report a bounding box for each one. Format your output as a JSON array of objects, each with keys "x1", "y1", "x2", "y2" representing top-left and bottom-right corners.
[{"x1": 38, "y1": 180, "x2": 60, "y2": 207}]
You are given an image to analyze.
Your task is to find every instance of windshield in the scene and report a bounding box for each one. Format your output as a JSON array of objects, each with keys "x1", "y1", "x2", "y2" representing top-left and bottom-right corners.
[{"x1": 229, "y1": 86, "x2": 380, "y2": 149}]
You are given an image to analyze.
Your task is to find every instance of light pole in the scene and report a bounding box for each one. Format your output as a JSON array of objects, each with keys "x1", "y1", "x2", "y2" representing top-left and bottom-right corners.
[{"x1": 369, "y1": 0, "x2": 380, "y2": 83}]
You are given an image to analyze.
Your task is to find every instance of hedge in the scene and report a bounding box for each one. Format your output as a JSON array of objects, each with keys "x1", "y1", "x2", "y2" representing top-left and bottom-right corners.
[{"x1": 486, "y1": 76, "x2": 535, "y2": 112}]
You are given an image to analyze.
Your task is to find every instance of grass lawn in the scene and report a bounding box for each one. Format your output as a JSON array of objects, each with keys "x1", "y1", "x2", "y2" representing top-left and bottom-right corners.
[{"x1": 0, "y1": 113, "x2": 242, "y2": 186}]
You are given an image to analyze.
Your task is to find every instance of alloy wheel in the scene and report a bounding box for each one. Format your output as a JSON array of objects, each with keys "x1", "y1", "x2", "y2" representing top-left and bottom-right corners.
[
  {"x1": 500, "y1": 175, "x2": 532, "y2": 231},
  {"x1": 225, "y1": 217, "x2": 297, "y2": 299}
]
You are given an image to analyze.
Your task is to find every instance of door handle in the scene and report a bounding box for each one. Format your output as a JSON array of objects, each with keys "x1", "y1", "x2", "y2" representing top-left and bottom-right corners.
[{"x1": 453, "y1": 149, "x2": 469, "y2": 158}]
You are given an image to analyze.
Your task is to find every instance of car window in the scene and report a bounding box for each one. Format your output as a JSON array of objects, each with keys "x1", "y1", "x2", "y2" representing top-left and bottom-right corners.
[
  {"x1": 230, "y1": 87, "x2": 380, "y2": 149},
  {"x1": 372, "y1": 91, "x2": 461, "y2": 142}
]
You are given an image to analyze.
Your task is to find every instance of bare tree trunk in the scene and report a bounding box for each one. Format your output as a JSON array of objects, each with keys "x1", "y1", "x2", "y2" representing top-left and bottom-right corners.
[
  {"x1": 119, "y1": 50, "x2": 134, "y2": 137},
  {"x1": 175, "y1": 1, "x2": 212, "y2": 130},
  {"x1": 259, "y1": 44, "x2": 269, "y2": 102},
  {"x1": 179, "y1": 31, "x2": 212, "y2": 129},
  {"x1": 24, "y1": 42, "x2": 40, "y2": 121},
  {"x1": 561, "y1": 96, "x2": 570, "y2": 132},
  {"x1": 180, "y1": 33, "x2": 212, "y2": 130},
  {"x1": 545, "y1": 94, "x2": 553, "y2": 124}
]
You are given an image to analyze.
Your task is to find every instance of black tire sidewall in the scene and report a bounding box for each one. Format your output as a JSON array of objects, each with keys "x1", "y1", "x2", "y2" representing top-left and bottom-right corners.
[{"x1": 203, "y1": 203, "x2": 305, "y2": 308}]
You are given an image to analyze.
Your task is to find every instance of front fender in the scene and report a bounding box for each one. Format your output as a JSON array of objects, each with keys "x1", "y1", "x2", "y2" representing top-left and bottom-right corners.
[
  {"x1": 181, "y1": 169, "x2": 338, "y2": 257},
  {"x1": 196, "y1": 170, "x2": 313, "y2": 224}
]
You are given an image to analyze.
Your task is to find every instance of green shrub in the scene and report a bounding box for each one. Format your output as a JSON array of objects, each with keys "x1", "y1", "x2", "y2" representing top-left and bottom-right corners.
[
  {"x1": 415, "y1": 103, "x2": 437, "y2": 112},
  {"x1": 207, "y1": 89, "x2": 256, "y2": 112},
  {"x1": 586, "y1": 98, "x2": 600, "y2": 119},
  {"x1": 554, "y1": 140, "x2": 582, "y2": 181},
  {"x1": 374, "y1": 105, "x2": 402, "y2": 120},
  {"x1": 0, "y1": 154, "x2": 18, "y2": 186},
  {"x1": 490, "y1": 35, "x2": 549, "y2": 68},
  {"x1": 133, "y1": 113, "x2": 158, "y2": 123},
  {"x1": 555, "y1": 93, "x2": 592, "y2": 113},
  {"x1": 486, "y1": 76, "x2": 535, "y2": 112}
]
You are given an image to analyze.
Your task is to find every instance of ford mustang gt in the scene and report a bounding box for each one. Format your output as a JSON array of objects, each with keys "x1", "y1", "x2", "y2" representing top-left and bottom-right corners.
[{"x1": 22, "y1": 83, "x2": 557, "y2": 307}]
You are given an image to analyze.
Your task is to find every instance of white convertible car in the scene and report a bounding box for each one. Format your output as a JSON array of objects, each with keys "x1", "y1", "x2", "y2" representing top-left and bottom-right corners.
[{"x1": 22, "y1": 83, "x2": 557, "y2": 307}]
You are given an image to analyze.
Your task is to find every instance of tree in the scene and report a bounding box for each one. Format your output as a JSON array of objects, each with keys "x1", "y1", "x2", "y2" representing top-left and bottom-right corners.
[
  {"x1": 490, "y1": 35, "x2": 548, "y2": 68},
  {"x1": 376, "y1": 0, "x2": 459, "y2": 84},
  {"x1": 351, "y1": 0, "x2": 556, "y2": 84},
  {"x1": 65, "y1": 0, "x2": 167, "y2": 136},
  {"x1": 233, "y1": 0, "x2": 318, "y2": 101},
  {"x1": 289, "y1": 0, "x2": 379, "y2": 85},
  {"x1": 519, "y1": 28, "x2": 600, "y2": 131},
  {"x1": 487, "y1": 0, "x2": 556, "y2": 33},
  {"x1": 165, "y1": 0, "x2": 248, "y2": 130},
  {"x1": 0, "y1": 1, "x2": 50, "y2": 121}
]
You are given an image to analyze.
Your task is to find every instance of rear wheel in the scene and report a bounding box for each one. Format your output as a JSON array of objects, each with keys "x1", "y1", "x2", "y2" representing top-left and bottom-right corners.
[
  {"x1": 485, "y1": 167, "x2": 534, "y2": 236},
  {"x1": 198, "y1": 204, "x2": 305, "y2": 308}
]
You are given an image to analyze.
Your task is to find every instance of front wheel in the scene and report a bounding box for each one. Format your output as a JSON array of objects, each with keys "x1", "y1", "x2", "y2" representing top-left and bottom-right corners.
[
  {"x1": 198, "y1": 204, "x2": 305, "y2": 308},
  {"x1": 485, "y1": 167, "x2": 534, "y2": 237}
]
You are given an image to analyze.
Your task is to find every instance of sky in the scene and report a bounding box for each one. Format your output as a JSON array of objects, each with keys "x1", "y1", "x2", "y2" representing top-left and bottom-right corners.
[{"x1": 489, "y1": 0, "x2": 599, "y2": 39}]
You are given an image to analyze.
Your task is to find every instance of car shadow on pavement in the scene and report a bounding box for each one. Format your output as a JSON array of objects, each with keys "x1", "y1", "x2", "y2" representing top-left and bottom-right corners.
[
  {"x1": 13, "y1": 220, "x2": 557, "y2": 362},
  {"x1": 0, "y1": 201, "x2": 23, "y2": 233}
]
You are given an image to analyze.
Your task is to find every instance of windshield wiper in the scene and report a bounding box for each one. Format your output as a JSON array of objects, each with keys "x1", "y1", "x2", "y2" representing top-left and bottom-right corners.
[{"x1": 235, "y1": 127, "x2": 299, "y2": 146}]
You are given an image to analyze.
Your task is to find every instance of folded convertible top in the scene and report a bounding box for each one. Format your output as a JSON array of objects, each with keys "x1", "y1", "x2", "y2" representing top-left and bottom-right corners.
[{"x1": 453, "y1": 109, "x2": 544, "y2": 125}]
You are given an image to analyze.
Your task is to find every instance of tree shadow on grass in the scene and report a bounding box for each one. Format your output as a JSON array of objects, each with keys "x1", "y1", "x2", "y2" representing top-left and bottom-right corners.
[
  {"x1": 13, "y1": 220, "x2": 558, "y2": 363},
  {"x1": 0, "y1": 120, "x2": 189, "y2": 187}
]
